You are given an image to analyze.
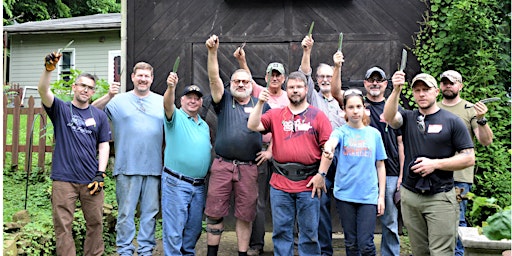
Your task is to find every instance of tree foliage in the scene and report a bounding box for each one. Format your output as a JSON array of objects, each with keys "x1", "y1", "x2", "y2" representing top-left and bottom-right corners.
[
  {"x1": 3, "y1": 0, "x2": 120, "y2": 25},
  {"x1": 413, "y1": 0, "x2": 511, "y2": 225}
]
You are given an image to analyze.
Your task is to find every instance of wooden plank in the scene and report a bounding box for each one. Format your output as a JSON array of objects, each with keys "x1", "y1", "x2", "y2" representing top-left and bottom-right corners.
[
  {"x1": 11, "y1": 96, "x2": 21, "y2": 167},
  {"x1": 3, "y1": 94, "x2": 7, "y2": 163}
]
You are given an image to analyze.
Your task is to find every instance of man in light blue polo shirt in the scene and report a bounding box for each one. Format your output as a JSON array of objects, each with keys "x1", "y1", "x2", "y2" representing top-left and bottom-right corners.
[{"x1": 161, "y1": 71, "x2": 212, "y2": 255}]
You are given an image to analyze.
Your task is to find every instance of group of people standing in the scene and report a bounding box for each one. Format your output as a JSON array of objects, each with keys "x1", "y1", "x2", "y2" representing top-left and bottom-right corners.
[{"x1": 40, "y1": 30, "x2": 493, "y2": 256}]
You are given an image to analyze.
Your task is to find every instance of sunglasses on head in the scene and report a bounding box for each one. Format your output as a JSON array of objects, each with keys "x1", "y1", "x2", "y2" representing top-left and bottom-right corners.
[
  {"x1": 417, "y1": 115, "x2": 426, "y2": 133},
  {"x1": 343, "y1": 89, "x2": 363, "y2": 99}
]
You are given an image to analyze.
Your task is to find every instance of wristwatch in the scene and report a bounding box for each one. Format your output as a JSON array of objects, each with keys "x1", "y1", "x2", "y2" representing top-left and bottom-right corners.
[
  {"x1": 318, "y1": 172, "x2": 327, "y2": 178},
  {"x1": 476, "y1": 117, "x2": 488, "y2": 126}
]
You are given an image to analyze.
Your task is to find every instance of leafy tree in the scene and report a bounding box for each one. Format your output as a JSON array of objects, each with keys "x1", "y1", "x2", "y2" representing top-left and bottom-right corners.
[
  {"x1": 3, "y1": 0, "x2": 120, "y2": 25},
  {"x1": 413, "y1": 0, "x2": 511, "y2": 226}
]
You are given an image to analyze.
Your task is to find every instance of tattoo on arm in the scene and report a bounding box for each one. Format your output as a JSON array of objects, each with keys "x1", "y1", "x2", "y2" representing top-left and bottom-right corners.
[{"x1": 459, "y1": 148, "x2": 474, "y2": 155}]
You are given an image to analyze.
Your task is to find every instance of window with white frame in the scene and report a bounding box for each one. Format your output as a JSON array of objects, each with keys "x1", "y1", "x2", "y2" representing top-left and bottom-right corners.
[{"x1": 57, "y1": 49, "x2": 75, "y2": 82}]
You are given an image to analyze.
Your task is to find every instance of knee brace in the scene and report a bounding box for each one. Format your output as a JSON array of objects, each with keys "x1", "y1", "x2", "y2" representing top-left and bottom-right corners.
[{"x1": 205, "y1": 217, "x2": 224, "y2": 235}]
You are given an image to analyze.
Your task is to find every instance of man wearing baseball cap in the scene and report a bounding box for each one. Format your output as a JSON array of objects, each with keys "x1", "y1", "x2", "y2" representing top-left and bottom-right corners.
[
  {"x1": 363, "y1": 66, "x2": 404, "y2": 256},
  {"x1": 162, "y1": 70, "x2": 211, "y2": 255},
  {"x1": 437, "y1": 70, "x2": 493, "y2": 256},
  {"x1": 383, "y1": 71, "x2": 475, "y2": 255},
  {"x1": 233, "y1": 48, "x2": 289, "y2": 256}
]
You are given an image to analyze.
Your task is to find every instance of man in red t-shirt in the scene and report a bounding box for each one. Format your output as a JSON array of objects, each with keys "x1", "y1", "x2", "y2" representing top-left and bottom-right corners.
[{"x1": 248, "y1": 71, "x2": 332, "y2": 256}]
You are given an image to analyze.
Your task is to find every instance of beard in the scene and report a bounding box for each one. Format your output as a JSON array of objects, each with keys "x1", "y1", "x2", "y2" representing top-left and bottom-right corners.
[
  {"x1": 289, "y1": 94, "x2": 306, "y2": 106},
  {"x1": 74, "y1": 94, "x2": 90, "y2": 104},
  {"x1": 230, "y1": 86, "x2": 253, "y2": 99},
  {"x1": 442, "y1": 90, "x2": 458, "y2": 100},
  {"x1": 368, "y1": 90, "x2": 380, "y2": 97}
]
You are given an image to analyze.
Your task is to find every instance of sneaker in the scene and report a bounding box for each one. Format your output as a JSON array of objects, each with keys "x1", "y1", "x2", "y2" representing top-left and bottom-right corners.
[{"x1": 247, "y1": 247, "x2": 263, "y2": 256}]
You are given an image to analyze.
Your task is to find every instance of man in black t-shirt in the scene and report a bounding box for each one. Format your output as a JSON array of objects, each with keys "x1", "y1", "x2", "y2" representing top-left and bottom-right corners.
[
  {"x1": 383, "y1": 72, "x2": 475, "y2": 255},
  {"x1": 363, "y1": 67, "x2": 404, "y2": 256}
]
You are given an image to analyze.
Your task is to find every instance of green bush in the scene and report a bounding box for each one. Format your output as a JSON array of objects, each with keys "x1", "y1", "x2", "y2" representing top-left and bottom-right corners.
[
  {"x1": 413, "y1": 0, "x2": 511, "y2": 226},
  {"x1": 4, "y1": 166, "x2": 118, "y2": 255}
]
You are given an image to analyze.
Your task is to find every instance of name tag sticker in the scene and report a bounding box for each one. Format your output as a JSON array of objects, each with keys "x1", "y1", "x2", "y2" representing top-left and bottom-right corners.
[
  {"x1": 427, "y1": 124, "x2": 442, "y2": 133},
  {"x1": 244, "y1": 107, "x2": 253, "y2": 113},
  {"x1": 85, "y1": 118, "x2": 96, "y2": 127}
]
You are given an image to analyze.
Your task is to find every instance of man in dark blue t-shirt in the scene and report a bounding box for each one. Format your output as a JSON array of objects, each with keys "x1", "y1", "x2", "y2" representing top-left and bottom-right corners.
[
  {"x1": 384, "y1": 72, "x2": 475, "y2": 255},
  {"x1": 204, "y1": 35, "x2": 270, "y2": 256},
  {"x1": 39, "y1": 52, "x2": 111, "y2": 256}
]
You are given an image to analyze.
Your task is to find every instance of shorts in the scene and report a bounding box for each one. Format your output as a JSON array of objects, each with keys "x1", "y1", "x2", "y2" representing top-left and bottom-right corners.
[{"x1": 204, "y1": 157, "x2": 259, "y2": 222}]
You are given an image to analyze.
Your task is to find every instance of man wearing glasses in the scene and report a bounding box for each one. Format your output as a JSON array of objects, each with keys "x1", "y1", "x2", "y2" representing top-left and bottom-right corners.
[
  {"x1": 383, "y1": 72, "x2": 475, "y2": 255},
  {"x1": 204, "y1": 35, "x2": 270, "y2": 256},
  {"x1": 300, "y1": 34, "x2": 345, "y2": 256},
  {"x1": 233, "y1": 48, "x2": 290, "y2": 256},
  {"x1": 437, "y1": 70, "x2": 493, "y2": 256},
  {"x1": 39, "y1": 52, "x2": 111, "y2": 255},
  {"x1": 362, "y1": 67, "x2": 405, "y2": 256}
]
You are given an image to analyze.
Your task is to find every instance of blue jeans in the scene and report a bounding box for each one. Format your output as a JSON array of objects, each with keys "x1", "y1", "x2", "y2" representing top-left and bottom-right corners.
[
  {"x1": 378, "y1": 176, "x2": 400, "y2": 256},
  {"x1": 455, "y1": 182, "x2": 471, "y2": 256},
  {"x1": 115, "y1": 174, "x2": 160, "y2": 256},
  {"x1": 319, "y1": 178, "x2": 334, "y2": 256},
  {"x1": 270, "y1": 187, "x2": 320, "y2": 256},
  {"x1": 336, "y1": 200, "x2": 377, "y2": 256},
  {"x1": 161, "y1": 170, "x2": 205, "y2": 256}
]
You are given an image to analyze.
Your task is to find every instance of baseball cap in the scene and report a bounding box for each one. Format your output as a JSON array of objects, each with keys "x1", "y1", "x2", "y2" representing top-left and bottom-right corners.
[
  {"x1": 182, "y1": 85, "x2": 203, "y2": 97},
  {"x1": 440, "y1": 70, "x2": 462, "y2": 83},
  {"x1": 411, "y1": 73, "x2": 438, "y2": 88},
  {"x1": 365, "y1": 67, "x2": 387, "y2": 80},
  {"x1": 266, "y1": 62, "x2": 286, "y2": 75}
]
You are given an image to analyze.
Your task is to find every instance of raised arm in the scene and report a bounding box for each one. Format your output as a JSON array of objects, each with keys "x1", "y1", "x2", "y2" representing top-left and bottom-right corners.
[
  {"x1": 233, "y1": 47, "x2": 252, "y2": 76},
  {"x1": 38, "y1": 52, "x2": 61, "y2": 108},
  {"x1": 91, "y1": 82, "x2": 120, "y2": 110},
  {"x1": 473, "y1": 101, "x2": 493, "y2": 146},
  {"x1": 331, "y1": 51, "x2": 345, "y2": 106},
  {"x1": 206, "y1": 35, "x2": 224, "y2": 103},
  {"x1": 300, "y1": 35, "x2": 314, "y2": 75},
  {"x1": 163, "y1": 72, "x2": 179, "y2": 120},
  {"x1": 247, "y1": 89, "x2": 270, "y2": 132},
  {"x1": 383, "y1": 71, "x2": 405, "y2": 129}
]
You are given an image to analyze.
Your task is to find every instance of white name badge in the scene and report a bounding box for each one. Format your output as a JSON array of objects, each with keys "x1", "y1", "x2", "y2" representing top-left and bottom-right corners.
[
  {"x1": 244, "y1": 107, "x2": 254, "y2": 113},
  {"x1": 85, "y1": 118, "x2": 96, "y2": 127},
  {"x1": 427, "y1": 124, "x2": 442, "y2": 133}
]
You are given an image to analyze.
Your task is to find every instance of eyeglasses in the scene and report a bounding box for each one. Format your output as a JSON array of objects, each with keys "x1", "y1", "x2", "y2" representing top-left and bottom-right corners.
[
  {"x1": 366, "y1": 77, "x2": 386, "y2": 83},
  {"x1": 316, "y1": 75, "x2": 332, "y2": 80},
  {"x1": 417, "y1": 115, "x2": 425, "y2": 133},
  {"x1": 343, "y1": 89, "x2": 363, "y2": 99},
  {"x1": 75, "y1": 83, "x2": 96, "y2": 91},
  {"x1": 231, "y1": 79, "x2": 251, "y2": 85}
]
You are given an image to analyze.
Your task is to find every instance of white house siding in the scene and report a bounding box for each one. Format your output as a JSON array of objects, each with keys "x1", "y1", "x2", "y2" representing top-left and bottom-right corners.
[{"x1": 8, "y1": 30, "x2": 120, "y2": 88}]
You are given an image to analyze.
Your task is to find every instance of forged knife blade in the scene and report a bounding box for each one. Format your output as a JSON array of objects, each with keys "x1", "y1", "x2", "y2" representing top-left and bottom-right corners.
[
  {"x1": 400, "y1": 49, "x2": 407, "y2": 71},
  {"x1": 337, "y1": 32, "x2": 343, "y2": 52},
  {"x1": 172, "y1": 56, "x2": 180, "y2": 73},
  {"x1": 58, "y1": 40, "x2": 74, "y2": 54}
]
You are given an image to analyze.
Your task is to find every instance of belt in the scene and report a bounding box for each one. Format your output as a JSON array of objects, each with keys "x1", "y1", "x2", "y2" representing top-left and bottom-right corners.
[
  {"x1": 163, "y1": 167, "x2": 205, "y2": 186},
  {"x1": 216, "y1": 155, "x2": 253, "y2": 165}
]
